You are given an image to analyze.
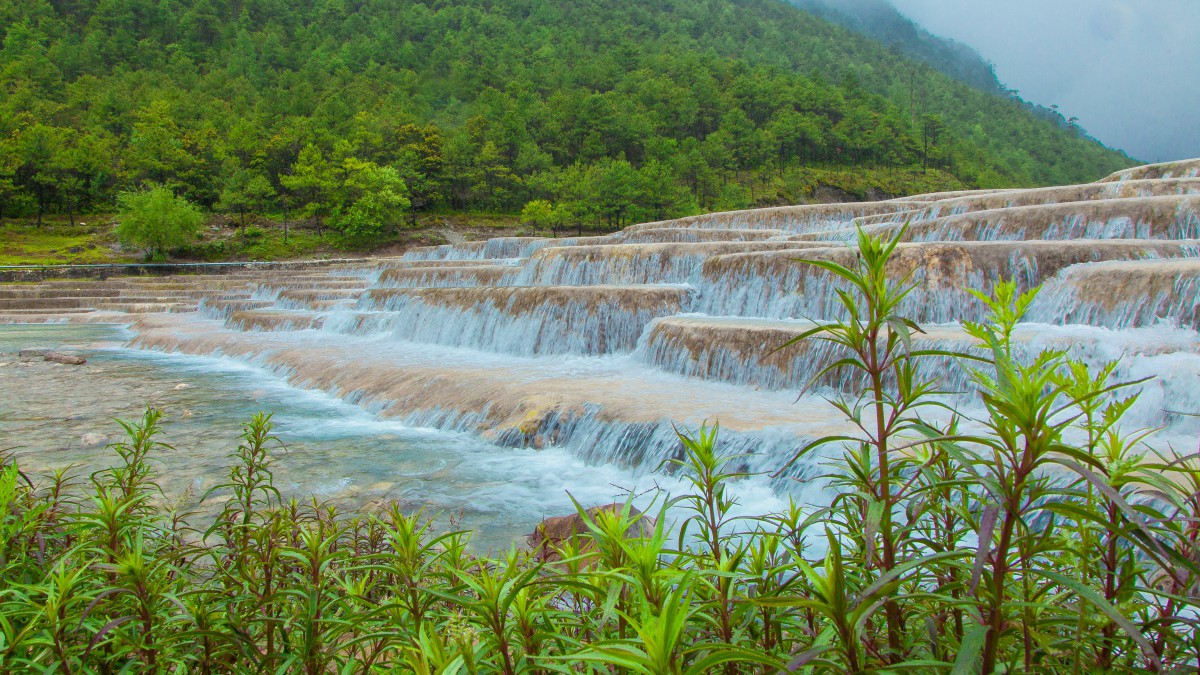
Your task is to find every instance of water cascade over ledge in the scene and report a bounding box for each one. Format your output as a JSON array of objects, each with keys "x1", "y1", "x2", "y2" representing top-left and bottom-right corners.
[{"x1": 5, "y1": 157, "x2": 1200, "y2": 519}]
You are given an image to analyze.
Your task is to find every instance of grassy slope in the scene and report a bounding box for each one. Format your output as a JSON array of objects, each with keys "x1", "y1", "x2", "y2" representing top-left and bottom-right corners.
[{"x1": 0, "y1": 214, "x2": 530, "y2": 265}]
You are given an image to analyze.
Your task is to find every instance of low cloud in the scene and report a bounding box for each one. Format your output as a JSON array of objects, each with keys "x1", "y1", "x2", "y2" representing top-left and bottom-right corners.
[{"x1": 885, "y1": 0, "x2": 1200, "y2": 162}]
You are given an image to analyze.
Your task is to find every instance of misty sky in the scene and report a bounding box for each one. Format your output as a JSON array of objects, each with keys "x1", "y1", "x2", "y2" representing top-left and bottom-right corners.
[{"x1": 887, "y1": 0, "x2": 1200, "y2": 163}]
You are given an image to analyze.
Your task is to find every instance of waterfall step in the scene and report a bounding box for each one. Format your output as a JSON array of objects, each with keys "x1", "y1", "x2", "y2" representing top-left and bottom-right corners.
[
  {"x1": 0, "y1": 287, "x2": 126, "y2": 299},
  {"x1": 617, "y1": 228, "x2": 785, "y2": 244},
  {"x1": 1100, "y1": 158, "x2": 1200, "y2": 182},
  {"x1": 0, "y1": 307, "x2": 98, "y2": 315},
  {"x1": 637, "y1": 316, "x2": 1200, "y2": 394},
  {"x1": 0, "y1": 297, "x2": 93, "y2": 310},
  {"x1": 620, "y1": 200, "x2": 929, "y2": 235},
  {"x1": 376, "y1": 258, "x2": 525, "y2": 269},
  {"x1": 910, "y1": 178, "x2": 1200, "y2": 221},
  {"x1": 400, "y1": 237, "x2": 553, "y2": 261},
  {"x1": 275, "y1": 288, "x2": 365, "y2": 303},
  {"x1": 520, "y1": 241, "x2": 811, "y2": 285},
  {"x1": 359, "y1": 284, "x2": 696, "y2": 355},
  {"x1": 229, "y1": 309, "x2": 326, "y2": 331},
  {"x1": 129, "y1": 312, "x2": 856, "y2": 471},
  {"x1": 698, "y1": 239, "x2": 1200, "y2": 323},
  {"x1": 818, "y1": 195, "x2": 1200, "y2": 243},
  {"x1": 887, "y1": 188, "x2": 1013, "y2": 203},
  {"x1": 199, "y1": 299, "x2": 279, "y2": 317},
  {"x1": 1031, "y1": 257, "x2": 1200, "y2": 330},
  {"x1": 93, "y1": 302, "x2": 199, "y2": 313},
  {"x1": 378, "y1": 265, "x2": 520, "y2": 288}
]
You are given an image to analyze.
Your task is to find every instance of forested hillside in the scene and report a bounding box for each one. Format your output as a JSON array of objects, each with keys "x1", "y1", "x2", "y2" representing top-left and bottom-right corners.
[{"x1": 0, "y1": 0, "x2": 1134, "y2": 240}]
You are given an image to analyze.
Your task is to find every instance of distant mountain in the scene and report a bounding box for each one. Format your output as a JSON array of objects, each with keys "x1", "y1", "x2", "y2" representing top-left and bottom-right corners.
[
  {"x1": 790, "y1": 0, "x2": 1004, "y2": 93},
  {"x1": 0, "y1": 0, "x2": 1134, "y2": 231}
]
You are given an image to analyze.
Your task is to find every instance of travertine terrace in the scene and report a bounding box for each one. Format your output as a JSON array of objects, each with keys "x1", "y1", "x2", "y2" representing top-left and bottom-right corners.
[{"x1": 4, "y1": 158, "x2": 1200, "y2": 477}]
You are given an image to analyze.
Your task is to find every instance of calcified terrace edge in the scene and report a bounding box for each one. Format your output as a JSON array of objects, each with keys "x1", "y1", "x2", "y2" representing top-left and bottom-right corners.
[{"x1": 1, "y1": 158, "x2": 1199, "y2": 473}]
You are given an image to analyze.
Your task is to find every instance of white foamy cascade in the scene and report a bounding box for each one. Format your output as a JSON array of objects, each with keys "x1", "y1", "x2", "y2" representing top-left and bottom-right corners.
[{"x1": 6, "y1": 158, "x2": 1200, "y2": 493}]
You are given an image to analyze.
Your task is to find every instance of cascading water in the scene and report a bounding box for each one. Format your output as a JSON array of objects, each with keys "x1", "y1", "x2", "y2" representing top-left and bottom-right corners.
[{"x1": 5, "y1": 159, "x2": 1200, "y2": 546}]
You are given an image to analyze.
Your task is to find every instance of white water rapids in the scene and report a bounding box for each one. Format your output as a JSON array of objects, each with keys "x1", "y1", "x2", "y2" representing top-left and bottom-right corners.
[{"x1": 3, "y1": 158, "x2": 1200, "y2": 547}]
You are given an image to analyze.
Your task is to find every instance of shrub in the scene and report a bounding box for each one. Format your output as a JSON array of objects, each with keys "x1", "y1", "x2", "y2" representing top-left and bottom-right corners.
[{"x1": 115, "y1": 184, "x2": 204, "y2": 259}]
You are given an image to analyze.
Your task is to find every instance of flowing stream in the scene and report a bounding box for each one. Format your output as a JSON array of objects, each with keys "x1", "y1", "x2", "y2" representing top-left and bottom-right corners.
[{"x1": 3, "y1": 158, "x2": 1200, "y2": 547}]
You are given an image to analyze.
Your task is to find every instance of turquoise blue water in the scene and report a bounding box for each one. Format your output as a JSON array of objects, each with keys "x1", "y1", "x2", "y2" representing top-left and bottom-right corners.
[{"x1": 0, "y1": 323, "x2": 659, "y2": 550}]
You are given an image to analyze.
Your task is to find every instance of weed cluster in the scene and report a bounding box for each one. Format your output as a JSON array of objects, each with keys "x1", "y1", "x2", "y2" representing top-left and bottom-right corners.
[{"x1": 2, "y1": 228, "x2": 1198, "y2": 672}]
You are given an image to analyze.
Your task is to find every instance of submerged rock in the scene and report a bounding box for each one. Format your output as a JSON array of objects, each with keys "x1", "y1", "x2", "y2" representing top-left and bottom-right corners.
[
  {"x1": 79, "y1": 432, "x2": 106, "y2": 447},
  {"x1": 44, "y1": 352, "x2": 87, "y2": 365}
]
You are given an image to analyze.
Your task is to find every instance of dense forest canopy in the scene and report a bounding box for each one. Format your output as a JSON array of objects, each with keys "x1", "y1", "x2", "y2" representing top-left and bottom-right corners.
[{"x1": 0, "y1": 0, "x2": 1134, "y2": 236}]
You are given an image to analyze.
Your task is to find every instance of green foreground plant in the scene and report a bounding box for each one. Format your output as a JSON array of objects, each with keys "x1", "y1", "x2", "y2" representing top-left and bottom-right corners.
[{"x1": 2, "y1": 228, "x2": 1199, "y2": 672}]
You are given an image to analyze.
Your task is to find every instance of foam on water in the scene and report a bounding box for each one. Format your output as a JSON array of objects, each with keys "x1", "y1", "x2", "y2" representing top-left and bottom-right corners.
[
  {"x1": 2, "y1": 322, "x2": 802, "y2": 549},
  {"x1": 5, "y1": 163, "x2": 1200, "y2": 550}
]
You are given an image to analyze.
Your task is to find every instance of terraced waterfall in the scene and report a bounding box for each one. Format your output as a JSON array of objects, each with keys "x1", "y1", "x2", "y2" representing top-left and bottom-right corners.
[{"x1": 4, "y1": 158, "x2": 1200, "y2": 542}]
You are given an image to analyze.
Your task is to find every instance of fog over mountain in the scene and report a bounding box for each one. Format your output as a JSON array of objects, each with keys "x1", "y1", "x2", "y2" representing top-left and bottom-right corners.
[{"x1": 884, "y1": 0, "x2": 1200, "y2": 162}]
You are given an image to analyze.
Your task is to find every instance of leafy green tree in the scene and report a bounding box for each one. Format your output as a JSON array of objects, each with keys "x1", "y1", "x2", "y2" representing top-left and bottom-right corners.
[
  {"x1": 217, "y1": 168, "x2": 275, "y2": 234},
  {"x1": 115, "y1": 184, "x2": 204, "y2": 259},
  {"x1": 395, "y1": 124, "x2": 446, "y2": 223},
  {"x1": 12, "y1": 123, "x2": 62, "y2": 225},
  {"x1": 594, "y1": 157, "x2": 638, "y2": 230},
  {"x1": 330, "y1": 159, "x2": 410, "y2": 243},
  {"x1": 123, "y1": 101, "x2": 198, "y2": 192},
  {"x1": 519, "y1": 199, "x2": 555, "y2": 233},
  {"x1": 280, "y1": 145, "x2": 335, "y2": 235},
  {"x1": 637, "y1": 159, "x2": 692, "y2": 222}
]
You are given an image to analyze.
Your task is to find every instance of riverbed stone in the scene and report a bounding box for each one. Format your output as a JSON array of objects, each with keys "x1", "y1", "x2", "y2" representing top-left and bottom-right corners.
[
  {"x1": 79, "y1": 432, "x2": 106, "y2": 446},
  {"x1": 44, "y1": 352, "x2": 87, "y2": 365},
  {"x1": 527, "y1": 503, "x2": 654, "y2": 562}
]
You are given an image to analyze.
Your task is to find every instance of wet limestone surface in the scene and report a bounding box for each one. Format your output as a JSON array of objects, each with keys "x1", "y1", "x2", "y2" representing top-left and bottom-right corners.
[
  {"x1": 0, "y1": 323, "x2": 688, "y2": 550},
  {"x1": 3, "y1": 159, "x2": 1200, "y2": 528}
]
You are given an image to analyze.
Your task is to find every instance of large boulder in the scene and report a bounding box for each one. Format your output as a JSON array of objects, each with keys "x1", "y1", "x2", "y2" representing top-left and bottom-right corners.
[{"x1": 527, "y1": 503, "x2": 655, "y2": 562}]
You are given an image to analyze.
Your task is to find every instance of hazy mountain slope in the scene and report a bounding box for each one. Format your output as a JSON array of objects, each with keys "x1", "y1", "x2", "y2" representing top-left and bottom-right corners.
[{"x1": 789, "y1": 0, "x2": 1004, "y2": 93}]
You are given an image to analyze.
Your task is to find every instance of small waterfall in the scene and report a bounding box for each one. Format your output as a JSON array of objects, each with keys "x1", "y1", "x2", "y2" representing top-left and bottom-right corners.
[
  {"x1": 401, "y1": 241, "x2": 489, "y2": 261},
  {"x1": 515, "y1": 242, "x2": 806, "y2": 286},
  {"x1": 622, "y1": 201, "x2": 926, "y2": 235},
  {"x1": 356, "y1": 285, "x2": 697, "y2": 355},
  {"x1": 274, "y1": 288, "x2": 363, "y2": 308},
  {"x1": 1101, "y1": 158, "x2": 1200, "y2": 183},
  {"x1": 1029, "y1": 258, "x2": 1200, "y2": 330},
  {"x1": 633, "y1": 316, "x2": 968, "y2": 392},
  {"x1": 401, "y1": 237, "x2": 554, "y2": 262},
  {"x1": 906, "y1": 179, "x2": 1200, "y2": 222},
  {"x1": 378, "y1": 265, "x2": 520, "y2": 288},
  {"x1": 696, "y1": 241, "x2": 1195, "y2": 323},
  {"x1": 634, "y1": 316, "x2": 1200, "y2": 421},
  {"x1": 617, "y1": 228, "x2": 786, "y2": 244},
  {"x1": 228, "y1": 310, "x2": 325, "y2": 332},
  {"x1": 197, "y1": 297, "x2": 276, "y2": 320},
  {"x1": 804, "y1": 196, "x2": 1200, "y2": 243}
]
